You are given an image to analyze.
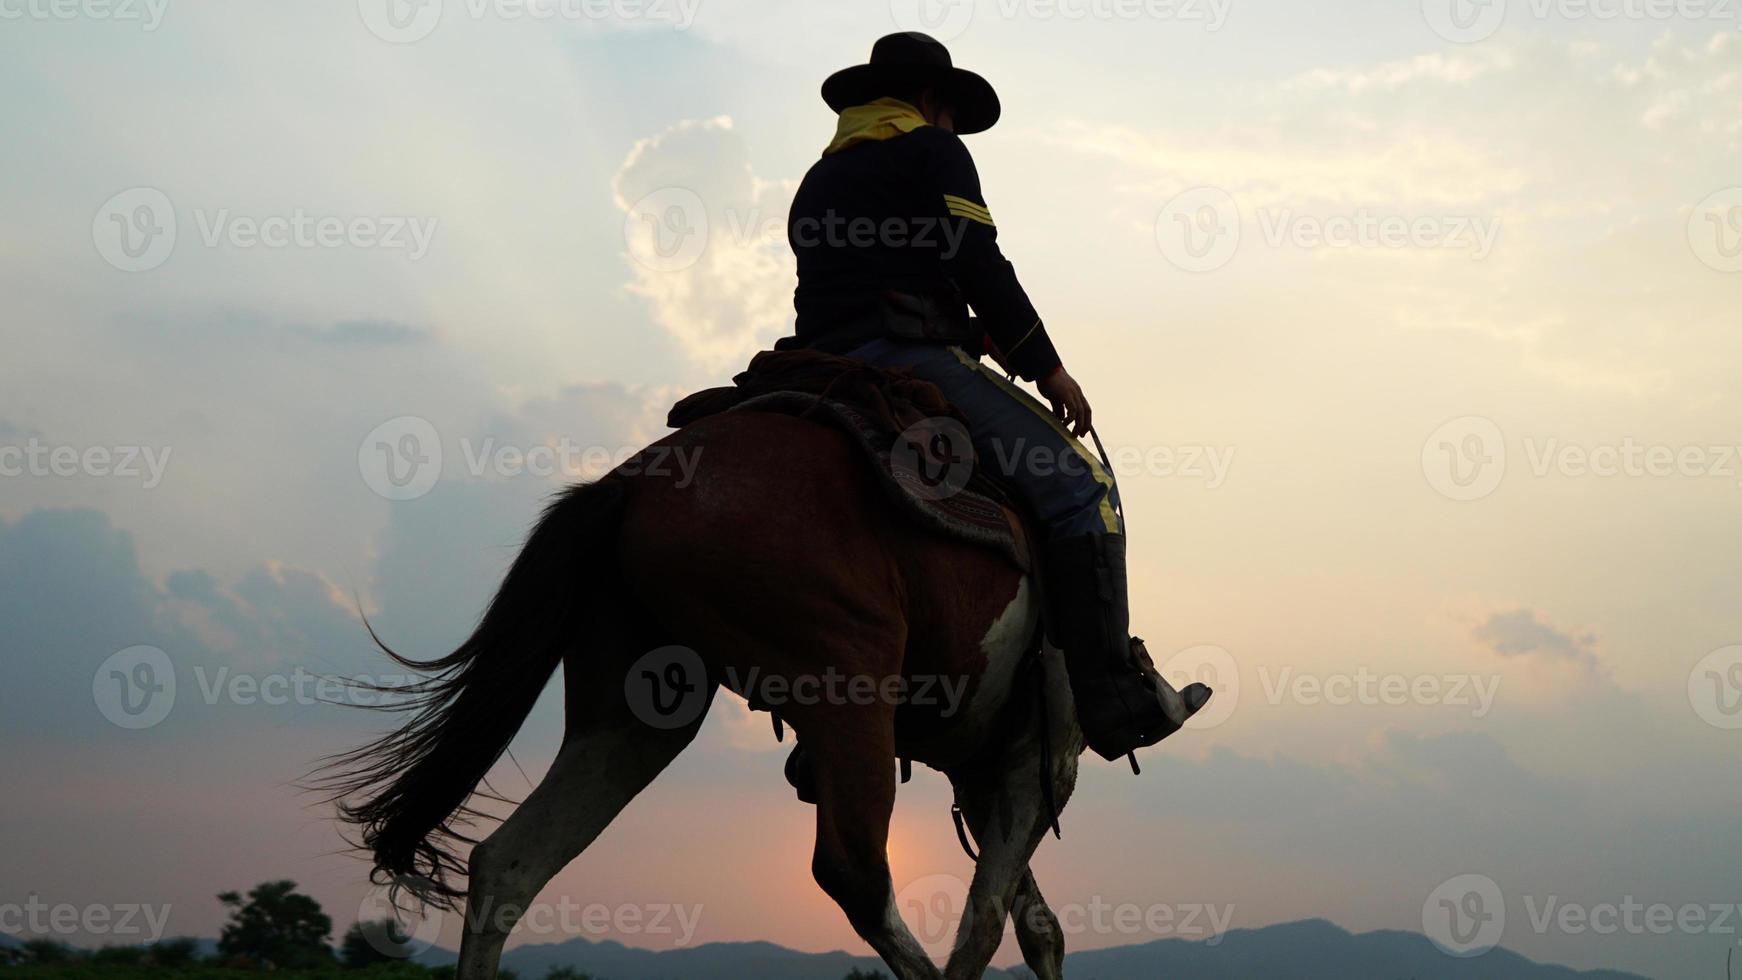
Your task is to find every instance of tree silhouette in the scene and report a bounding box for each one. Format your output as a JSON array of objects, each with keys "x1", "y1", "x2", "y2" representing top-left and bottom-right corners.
[
  {"x1": 21, "y1": 939, "x2": 72, "y2": 964},
  {"x1": 216, "y1": 880, "x2": 334, "y2": 969},
  {"x1": 148, "y1": 938, "x2": 201, "y2": 968},
  {"x1": 340, "y1": 917, "x2": 417, "y2": 968}
]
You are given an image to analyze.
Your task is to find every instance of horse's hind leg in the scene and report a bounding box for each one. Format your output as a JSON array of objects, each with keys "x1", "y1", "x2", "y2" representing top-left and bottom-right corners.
[
  {"x1": 455, "y1": 685, "x2": 713, "y2": 980},
  {"x1": 1012, "y1": 870, "x2": 1065, "y2": 980},
  {"x1": 802, "y1": 707, "x2": 943, "y2": 980}
]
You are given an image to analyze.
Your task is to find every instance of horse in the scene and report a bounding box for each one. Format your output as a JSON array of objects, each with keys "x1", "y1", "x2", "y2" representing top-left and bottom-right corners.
[{"x1": 321, "y1": 406, "x2": 1181, "y2": 980}]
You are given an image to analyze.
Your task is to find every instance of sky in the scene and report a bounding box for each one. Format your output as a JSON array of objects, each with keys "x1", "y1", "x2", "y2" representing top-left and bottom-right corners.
[{"x1": 2, "y1": 0, "x2": 1740, "y2": 977}]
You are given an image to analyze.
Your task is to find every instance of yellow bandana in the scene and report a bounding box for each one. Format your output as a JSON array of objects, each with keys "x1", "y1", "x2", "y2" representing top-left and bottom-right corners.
[{"x1": 823, "y1": 97, "x2": 930, "y2": 156}]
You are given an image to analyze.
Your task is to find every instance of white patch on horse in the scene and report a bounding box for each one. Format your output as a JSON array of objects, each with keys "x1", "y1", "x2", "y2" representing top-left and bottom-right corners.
[{"x1": 956, "y1": 576, "x2": 1038, "y2": 733}]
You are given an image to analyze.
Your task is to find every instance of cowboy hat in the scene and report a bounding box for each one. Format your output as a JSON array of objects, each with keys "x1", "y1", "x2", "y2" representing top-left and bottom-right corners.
[{"x1": 821, "y1": 32, "x2": 1001, "y2": 135}]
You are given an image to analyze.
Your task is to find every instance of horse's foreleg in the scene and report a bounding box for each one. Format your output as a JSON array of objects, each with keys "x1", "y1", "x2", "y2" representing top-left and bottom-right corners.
[
  {"x1": 455, "y1": 693, "x2": 711, "y2": 980},
  {"x1": 804, "y1": 711, "x2": 942, "y2": 980},
  {"x1": 1011, "y1": 870, "x2": 1065, "y2": 980}
]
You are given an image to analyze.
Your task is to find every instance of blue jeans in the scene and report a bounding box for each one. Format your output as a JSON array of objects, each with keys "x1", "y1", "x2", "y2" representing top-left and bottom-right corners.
[{"x1": 845, "y1": 338, "x2": 1122, "y2": 539}]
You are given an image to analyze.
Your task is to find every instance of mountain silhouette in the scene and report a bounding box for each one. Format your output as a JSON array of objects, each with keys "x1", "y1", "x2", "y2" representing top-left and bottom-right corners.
[
  {"x1": 1045, "y1": 918, "x2": 1651, "y2": 980},
  {"x1": 2, "y1": 920, "x2": 1652, "y2": 978},
  {"x1": 397, "y1": 918, "x2": 1652, "y2": 980}
]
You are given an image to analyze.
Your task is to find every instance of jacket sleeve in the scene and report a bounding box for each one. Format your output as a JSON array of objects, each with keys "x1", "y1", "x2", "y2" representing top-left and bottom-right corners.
[{"x1": 921, "y1": 131, "x2": 1063, "y2": 382}]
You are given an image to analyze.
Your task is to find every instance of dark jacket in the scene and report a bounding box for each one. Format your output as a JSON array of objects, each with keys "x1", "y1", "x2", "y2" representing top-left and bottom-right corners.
[{"x1": 780, "y1": 126, "x2": 1062, "y2": 382}]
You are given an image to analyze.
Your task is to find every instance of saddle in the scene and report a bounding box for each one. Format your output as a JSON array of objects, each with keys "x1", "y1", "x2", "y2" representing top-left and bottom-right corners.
[{"x1": 667, "y1": 349, "x2": 1030, "y2": 573}]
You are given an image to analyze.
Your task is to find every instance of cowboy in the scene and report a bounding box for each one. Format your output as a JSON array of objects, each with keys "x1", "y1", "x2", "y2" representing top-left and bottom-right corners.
[{"x1": 778, "y1": 32, "x2": 1210, "y2": 762}]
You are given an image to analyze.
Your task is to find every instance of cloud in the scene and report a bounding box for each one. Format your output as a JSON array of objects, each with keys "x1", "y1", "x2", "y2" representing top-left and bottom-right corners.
[
  {"x1": 0, "y1": 507, "x2": 386, "y2": 744},
  {"x1": 1606, "y1": 31, "x2": 1742, "y2": 146},
  {"x1": 290, "y1": 319, "x2": 432, "y2": 346},
  {"x1": 1285, "y1": 49, "x2": 1517, "y2": 94},
  {"x1": 1472, "y1": 608, "x2": 1600, "y2": 667},
  {"x1": 612, "y1": 117, "x2": 798, "y2": 373}
]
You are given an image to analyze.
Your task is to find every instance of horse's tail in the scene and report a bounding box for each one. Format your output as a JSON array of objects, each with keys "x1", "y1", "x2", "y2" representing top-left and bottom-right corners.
[{"x1": 315, "y1": 479, "x2": 626, "y2": 908}]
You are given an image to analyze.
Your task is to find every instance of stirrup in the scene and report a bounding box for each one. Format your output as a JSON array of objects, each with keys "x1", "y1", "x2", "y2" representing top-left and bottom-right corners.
[{"x1": 1074, "y1": 656, "x2": 1212, "y2": 761}]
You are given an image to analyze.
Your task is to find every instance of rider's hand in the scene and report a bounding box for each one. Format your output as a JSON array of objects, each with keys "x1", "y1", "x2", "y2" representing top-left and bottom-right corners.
[{"x1": 1037, "y1": 365, "x2": 1093, "y2": 438}]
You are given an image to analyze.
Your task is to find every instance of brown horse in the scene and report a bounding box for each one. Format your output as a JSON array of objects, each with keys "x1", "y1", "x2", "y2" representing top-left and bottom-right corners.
[{"x1": 323, "y1": 408, "x2": 1179, "y2": 980}]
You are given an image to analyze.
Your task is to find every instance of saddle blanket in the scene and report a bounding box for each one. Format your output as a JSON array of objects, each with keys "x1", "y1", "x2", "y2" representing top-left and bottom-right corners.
[{"x1": 667, "y1": 349, "x2": 1029, "y2": 571}]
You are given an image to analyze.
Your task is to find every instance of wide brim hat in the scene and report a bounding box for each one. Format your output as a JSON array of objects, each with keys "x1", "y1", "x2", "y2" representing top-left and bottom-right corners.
[{"x1": 821, "y1": 32, "x2": 1001, "y2": 135}]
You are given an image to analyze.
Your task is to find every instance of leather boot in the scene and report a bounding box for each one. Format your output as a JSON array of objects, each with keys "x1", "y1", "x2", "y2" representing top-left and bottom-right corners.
[{"x1": 1044, "y1": 533, "x2": 1211, "y2": 761}]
